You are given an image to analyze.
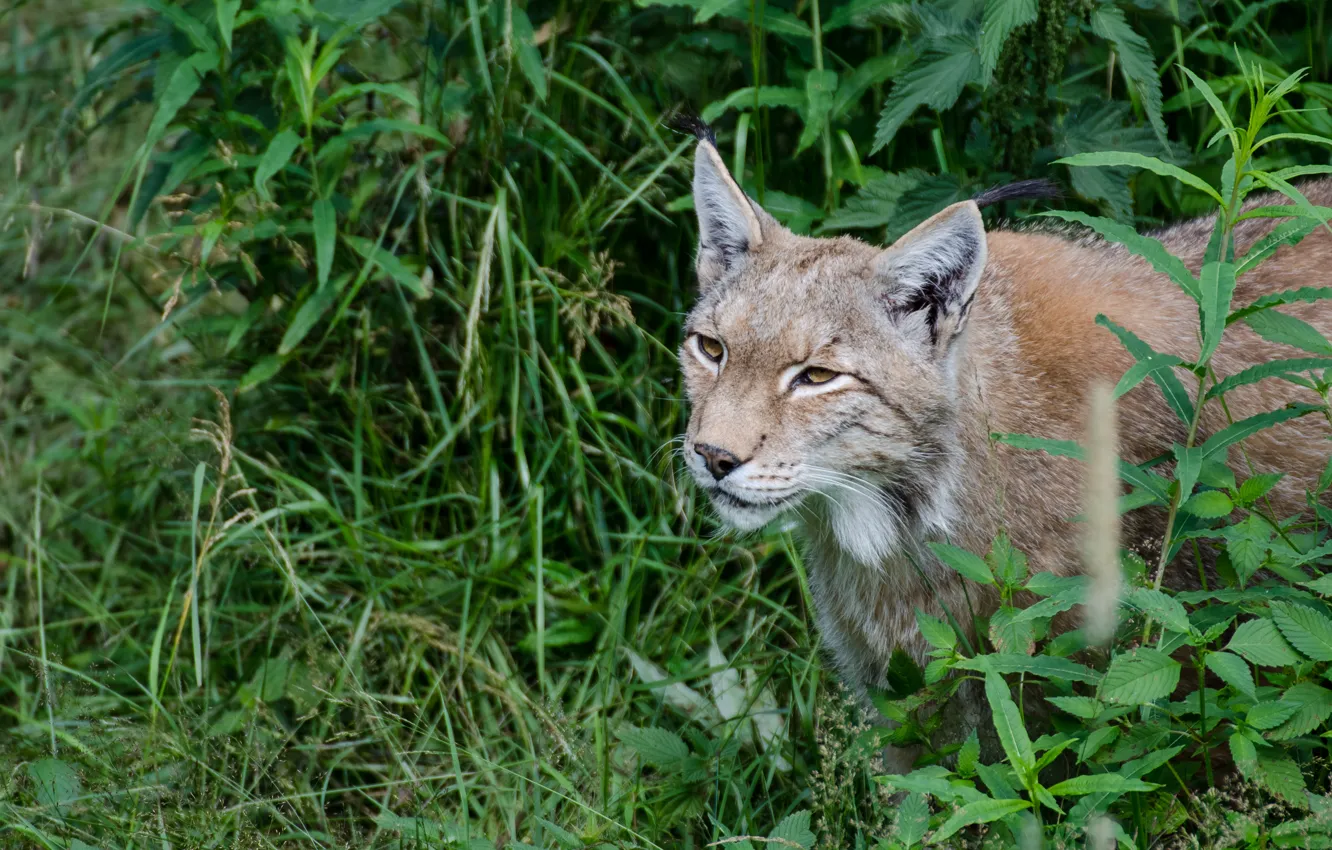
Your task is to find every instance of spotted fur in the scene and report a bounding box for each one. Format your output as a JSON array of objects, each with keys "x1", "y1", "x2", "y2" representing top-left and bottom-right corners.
[{"x1": 676, "y1": 132, "x2": 1332, "y2": 770}]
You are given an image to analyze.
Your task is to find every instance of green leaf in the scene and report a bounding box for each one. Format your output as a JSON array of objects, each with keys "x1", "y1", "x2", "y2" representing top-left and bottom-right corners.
[
  {"x1": 1181, "y1": 490, "x2": 1235, "y2": 519},
  {"x1": 313, "y1": 198, "x2": 336, "y2": 289},
  {"x1": 239, "y1": 354, "x2": 285, "y2": 392},
  {"x1": 1047, "y1": 695, "x2": 1102, "y2": 719},
  {"x1": 27, "y1": 758, "x2": 81, "y2": 811},
  {"x1": 1209, "y1": 358, "x2": 1332, "y2": 400},
  {"x1": 989, "y1": 606, "x2": 1035, "y2": 655},
  {"x1": 886, "y1": 646, "x2": 926, "y2": 697},
  {"x1": 832, "y1": 52, "x2": 912, "y2": 119},
  {"x1": 932, "y1": 797, "x2": 1031, "y2": 842},
  {"x1": 344, "y1": 235, "x2": 429, "y2": 298},
  {"x1": 990, "y1": 433, "x2": 1169, "y2": 500},
  {"x1": 617, "y1": 726, "x2": 689, "y2": 769},
  {"x1": 1088, "y1": 6, "x2": 1169, "y2": 149},
  {"x1": 797, "y1": 70, "x2": 837, "y2": 154},
  {"x1": 984, "y1": 670, "x2": 1036, "y2": 775},
  {"x1": 1078, "y1": 726, "x2": 1120, "y2": 762},
  {"x1": 957, "y1": 654, "x2": 1100, "y2": 684},
  {"x1": 146, "y1": 51, "x2": 219, "y2": 150},
  {"x1": 1248, "y1": 700, "x2": 1300, "y2": 730},
  {"x1": 700, "y1": 86, "x2": 805, "y2": 123},
  {"x1": 769, "y1": 811, "x2": 816, "y2": 850},
  {"x1": 821, "y1": 169, "x2": 926, "y2": 232},
  {"x1": 1123, "y1": 587, "x2": 1193, "y2": 634},
  {"x1": 1094, "y1": 315, "x2": 1195, "y2": 423},
  {"x1": 927, "y1": 542, "x2": 994, "y2": 585},
  {"x1": 987, "y1": 532, "x2": 1029, "y2": 589},
  {"x1": 958, "y1": 730, "x2": 981, "y2": 777},
  {"x1": 1238, "y1": 473, "x2": 1285, "y2": 505},
  {"x1": 1198, "y1": 404, "x2": 1322, "y2": 461},
  {"x1": 915, "y1": 608, "x2": 957, "y2": 652},
  {"x1": 976, "y1": 763, "x2": 1021, "y2": 800},
  {"x1": 872, "y1": 35, "x2": 980, "y2": 153},
  {"x1": 1268, "y1": 681, "x2": 1332, "y2": 740},
  {"x1": 1230, "y1": 731, "x2": 1258, "y2": 776},
  {"x1": 279, "y1": 276, "x2": 342, "y2": 355},
  {"x1": 896, "y1": 793, "x2": 930, "y2": 846},
  {"x1": 1227, "y1": 617, "x2": 1303, "y2": 667},
  {"x1": 1228, "y1": 286, "x2": 1332, "y2": 325},
  {"x1": 216, "y1": 0, "x2": 241, "y2": 52},
  {"x1": 1245, "y1": 309, "x2": 1332, "y2": 356},
  {"x1": 1237, "y1": 219, "x2": 1319, "y2": 275},
  {"x1": 1055, "y1": 151, "x2": 1221, "y2": 204},
  {"x1": 1099, "y1": 648, "x2": 1181, "y2": 705},
  {"x1": 1199, "y1": 261, "x2": 1238, "y2": 363},
  {"x1": 1046, "y1": 773, "x2": 1158, "y2": 796},
  {"x1": 980, "y1": 0, "x2": 1037, "y2": 81},
  {"x1": 511, "y1": 7, "x2": 548, "y2": 100},
  {"x1": 1257, "y1": 750, "x2": 1308, "y2": 806},
  {"x1": 1040, "y1": 209, "x2": 1198, "y2": 304},
  {"x1": 1204, "y1": 651, "x2": 1256, "y2": 699},
  {"x1": 1054, "y1": 98, "x2": 1158, "y2": 219},
  {"x1": 254, "y1": 129, "x2": 303, "y2": 202},
  {"x1": 1271, "y1": 601, "x2": 1332, "y2": 661}
]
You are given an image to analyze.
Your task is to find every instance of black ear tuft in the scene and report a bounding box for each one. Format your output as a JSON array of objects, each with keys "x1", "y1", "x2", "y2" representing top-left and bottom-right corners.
[
  {"x1": 665, "y1": 111, "x2": 717, "y2": 145},
  {"x1": 971, "y1": 178, "x2": 1061, "y2": 209}
]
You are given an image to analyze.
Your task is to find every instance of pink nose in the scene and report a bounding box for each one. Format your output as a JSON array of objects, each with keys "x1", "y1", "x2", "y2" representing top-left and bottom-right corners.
[{"x1": 695, "y1": 443, "x2": 741, "y2": 480}]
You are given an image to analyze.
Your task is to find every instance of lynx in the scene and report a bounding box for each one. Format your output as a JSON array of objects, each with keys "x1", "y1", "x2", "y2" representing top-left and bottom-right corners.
[{"x1": 675, "y1": 120, "x2": 1332, "y2": 767}]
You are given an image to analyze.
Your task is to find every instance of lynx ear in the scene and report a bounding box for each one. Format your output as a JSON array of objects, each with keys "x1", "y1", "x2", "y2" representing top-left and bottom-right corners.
[
  {"x1": 692, "y1": 135, "x2": 771, "y2": 288},
  {"x1": 875, "y1": 201, "x2": 987, "y2": 346}
]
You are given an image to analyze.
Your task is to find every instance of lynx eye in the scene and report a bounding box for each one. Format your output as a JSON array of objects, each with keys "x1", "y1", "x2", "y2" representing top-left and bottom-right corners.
[
  {"x1": 797, "y1": 367, "x2": 839, "y2": 385},
  {"x1": 696, "y1": 335, "x2": 725, "y2": 362}
]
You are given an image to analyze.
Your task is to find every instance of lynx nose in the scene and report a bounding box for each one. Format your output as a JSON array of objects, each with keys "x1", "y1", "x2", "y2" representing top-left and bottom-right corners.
[{"x1": 695, "y1": 443, "x2": 742, "y2": 481}]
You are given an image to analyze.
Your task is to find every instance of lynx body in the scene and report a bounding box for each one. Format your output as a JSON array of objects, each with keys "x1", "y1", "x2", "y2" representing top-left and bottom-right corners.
[{"x1": 676, "y1": 128, "x2": 1332, "y2": 766}]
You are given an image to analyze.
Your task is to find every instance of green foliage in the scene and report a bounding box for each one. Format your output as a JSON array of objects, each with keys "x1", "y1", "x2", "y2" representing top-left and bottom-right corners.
[{"x1": 3, "y1": 0, "x2": 1332, "y2": 849}]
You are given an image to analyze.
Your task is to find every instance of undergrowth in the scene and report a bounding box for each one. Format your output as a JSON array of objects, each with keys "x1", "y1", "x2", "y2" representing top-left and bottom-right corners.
[{"x1": 0, "y1": 0, "x2": 1330, "y2": 848}]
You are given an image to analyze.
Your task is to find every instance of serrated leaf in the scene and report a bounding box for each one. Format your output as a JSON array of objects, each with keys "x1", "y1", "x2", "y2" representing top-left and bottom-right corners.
[
  {"x1": 896, "y1": 793, "x2": 930, "y2": 846},
  {"x1": 987, "y1": 532, "x2": 1029, "y2": 589},
  {"x1": 1204, "y1": 651, "x2": 1256, "y2": 699},
  {"x1": 915, "y1": 608, "x2": 957, "y2": 652},
  {"x1": 985, "y1": 670, "x2": 1035, "y2": 775},
  {"x1": 1123, "y1": 587, "x2": 1193, "y2": 635},
  {"x1": 1238, "y1": 473, "x2": 1285, "y2": 504},
  {"x1": 1198, "y1": 404, "x2": 1321, "y2": 461},
  {"x1": 1223, "y1": 515, "x2": 1273, "y2": 585},
  {"x1": 1078, "y1": 726, "x2": 1120, "y2": 763},
  {"x1": 1100, "y1": 648, "x2": 1180, "y2": 705},
  {"x1": 1271, "y1": 601, "x2": 1332, "y2": 661},
  {"x1": 1209, "y1": 358, "x2": 1332, "y2": 400},
  {"x1": 958, "y1": 730, "x2": 981, "y2": 777},
  {"x1": 1199, "y1": 261, "x2": 1238, "y2": 364},
  {"x1": 989, "y1": 606, "x2": 1036, "y2": 655},
  {"x1": 1054, "y1": 98, "x2": 1158, "y2": 219},
  {"x1": 1047, "y1": 773, "x2": 1158, "y2": 796},
  {"x1": 1246, "y1": 309, "x2": 1332, "y2": 355},
  {"x1": 1047, "y1": 695, "x2": 1102, "y2": 719},
  {"x1": 932, "y1": 797, "x2": 1031, "y2": 841},
  {"x1": 980, "y1": 0, "x2": 1037, "y2": 81},
  {"x1": 1227, "y1": 617, "x2": 1303, "y2": 666},
  {"x1": 1237, "y1": 218, "x2": 1319, "y2": 275},
  {"x1": 1040, "y1": 208, "x2": 1197, "y2": 303},
  {"x1": 617, "y1": 726, "x2": 689, "y2": 769},
  {"x1": 957, "y1": 653, "x2": 1100, "y2": 684},
  {"x1": 927, "y1": 542, "x2": 994, "y2": 585},
  {"x1": 1181, "y1": 490, "x2": 1235, "y2": 519},
  {"x1": 872, "y1": 35, "x2": 980, "y2": 153},
  {"x1": 769, "y1": 811, "x2": 815, "y2": 849},
  {"x1": 1056, "y1": 151, "x2": 1220, "y2": 203},
  {"x1": 254, "y1": 129, "x2": 303, "y2": 201},
  {"x1": 1230, "y1": 731, "x2": 1258, "y2": 776},
  {"x1": 1088, "y1": 6, "x2": 1169, "y2": 149},
  {"x1": 820, "y1": 169, "x2": 926, "y2": 232},
  {"x1": 1248, "y1": 700, "x2": 1299, "y2": 730},
  {"x1": 1257, "y1": 750, "x2": 1308, "y2": 805},
  {"x1": 1228, "y1": 286, "x2": 1332, "y2": 325}
]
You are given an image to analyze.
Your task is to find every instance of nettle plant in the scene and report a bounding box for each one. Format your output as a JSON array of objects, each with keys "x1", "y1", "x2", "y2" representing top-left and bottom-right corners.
[{"x1": 864, "y1": 65, "x2": 1332, "y2": 849}]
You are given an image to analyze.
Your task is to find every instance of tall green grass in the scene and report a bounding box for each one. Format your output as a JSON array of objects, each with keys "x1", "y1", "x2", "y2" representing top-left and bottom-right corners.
[{"x1": 0, "y1": 0, "x2": 1329, "y2": 848}]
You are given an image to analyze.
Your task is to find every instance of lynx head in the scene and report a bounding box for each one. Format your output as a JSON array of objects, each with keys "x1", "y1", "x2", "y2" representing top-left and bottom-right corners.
[{"x1": 678, "y1": 126, "x2": 988, "y2": 566}]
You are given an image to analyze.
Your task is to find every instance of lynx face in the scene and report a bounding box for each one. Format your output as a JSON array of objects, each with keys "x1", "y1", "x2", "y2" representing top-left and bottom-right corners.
[{"x1": 678, "y1": 132, "x2": 987, "y2": 565}]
